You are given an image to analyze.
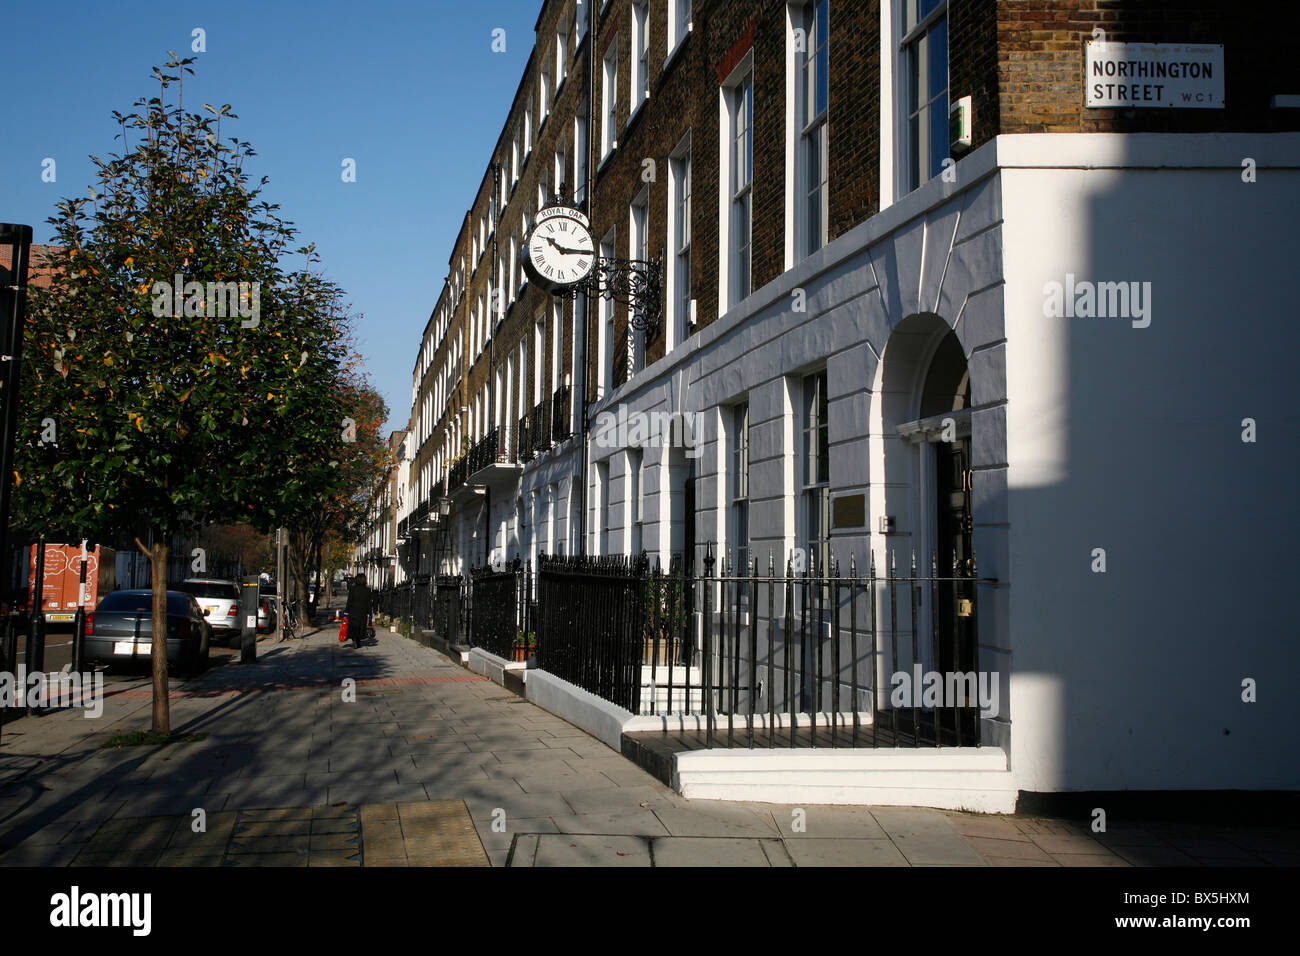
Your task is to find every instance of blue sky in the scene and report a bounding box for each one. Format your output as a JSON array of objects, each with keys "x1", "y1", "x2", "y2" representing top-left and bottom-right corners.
[{"x1": 1, "y1": 0, "x2": 543, "y2": 433}]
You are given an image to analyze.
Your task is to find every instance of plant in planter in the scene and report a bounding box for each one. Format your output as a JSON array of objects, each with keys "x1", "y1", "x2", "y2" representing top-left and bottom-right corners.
[{"x1": 512, "y1": 631, "x2": 536, "y2": 662}]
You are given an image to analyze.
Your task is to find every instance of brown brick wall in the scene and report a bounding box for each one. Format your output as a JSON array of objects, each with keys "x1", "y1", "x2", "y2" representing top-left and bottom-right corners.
[
  {"x1": 993, "y1": 1, "x2": 1300, "y2": 135},
  {"x1": 410, "y1": 0, "x2": 1298, "y2": 504}
]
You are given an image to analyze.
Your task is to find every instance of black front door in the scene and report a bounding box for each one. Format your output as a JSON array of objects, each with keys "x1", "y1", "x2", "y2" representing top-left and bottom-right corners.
[{"x1": 934, "y1": 437, "x2": 979, "y2": 743}]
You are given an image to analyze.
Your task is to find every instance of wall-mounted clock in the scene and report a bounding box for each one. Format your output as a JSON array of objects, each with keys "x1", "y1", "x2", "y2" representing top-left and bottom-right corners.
[{"x1": 523, "y1": 205, "x2": 596, "y2": 293}]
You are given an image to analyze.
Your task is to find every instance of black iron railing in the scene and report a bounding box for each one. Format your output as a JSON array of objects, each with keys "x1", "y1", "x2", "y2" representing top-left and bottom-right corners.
[
  {"x1": 448, "y1": 457, "x2": 468, "y2": 494},
  {"x1": 411, "y1": 573, "x2": 432, "y2": 629},
  {"x1": 536, "y1": 553, "x2": 649, "y2": 713},
  {"x1": 516, "y1": 413, "x2": 532, "y2": 463},
  {"x1": 467, "y1": 427, "x2": 509, "y2": 475},
  {"x1": 657, "y1": 548, "x2": 992, "y2": 748},
  {"x1": 530, "y1": 399, "x2": 550, "y2": 453},
  {"x1": 432, "y1": 575, "x2": 468, "y2": 646},
  {"x1": 551, "y1": 385, "x2": 571, "y2": 441},
  {"x1": 469, "y1": 558, "x2": 531, "y2": 659}
]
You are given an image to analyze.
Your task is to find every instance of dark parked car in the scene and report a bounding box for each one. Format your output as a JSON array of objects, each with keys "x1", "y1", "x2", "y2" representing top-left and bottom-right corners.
[
  {"x1": 175, "y1": 578, "x2": 241, "y2": 645},
  {"x1": 84, "y1": 590, "x2": 211, "y2": 676}
]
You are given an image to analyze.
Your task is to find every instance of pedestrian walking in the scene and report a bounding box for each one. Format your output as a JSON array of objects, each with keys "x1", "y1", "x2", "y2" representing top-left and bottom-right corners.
[{"x1": 344, "y1": 574, "x2": 371, "y2": 648}]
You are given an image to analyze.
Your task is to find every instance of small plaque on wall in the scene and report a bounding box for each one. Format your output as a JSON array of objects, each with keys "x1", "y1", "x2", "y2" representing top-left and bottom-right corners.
[{"x1": 832, "y1": 494, "x2": 866, "y2": 529}]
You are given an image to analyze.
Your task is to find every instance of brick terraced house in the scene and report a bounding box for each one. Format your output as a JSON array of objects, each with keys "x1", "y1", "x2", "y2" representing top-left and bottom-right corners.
[{"x1": 394, "y1": 0, "x2": 1299, "y2": 809}]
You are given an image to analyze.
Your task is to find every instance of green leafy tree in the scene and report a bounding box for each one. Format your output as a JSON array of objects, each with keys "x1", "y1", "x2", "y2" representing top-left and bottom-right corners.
[
  {"x1": 283, "y1": 375, "x2": 390, "y2": 619},
  {"x1": 14, "y1": 53, "x2": 352, "y2": 733}
]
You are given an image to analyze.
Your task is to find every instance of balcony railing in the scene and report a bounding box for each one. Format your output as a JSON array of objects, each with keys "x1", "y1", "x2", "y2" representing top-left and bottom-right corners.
[
  {"x1": 516, "y1": 413, "x2": 533, "y2": 463},
  {"x1": 530, "y1": 399, "x2": 550, "y2": 453},
  {"x1": 467, "y1": 427, "x2": 510, "y2": 475},
  {"x1": 449, "y1": 456, "x2": 468, "y2": 493},
  {"x1": 551, "y1": 385, "x2": 571, "y2": 441}
]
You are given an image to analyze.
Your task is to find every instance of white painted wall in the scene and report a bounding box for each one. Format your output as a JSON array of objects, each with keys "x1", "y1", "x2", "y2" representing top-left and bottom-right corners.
[{"x1": 1000, "y1": 133, "x2": 1300, "y2": 791}]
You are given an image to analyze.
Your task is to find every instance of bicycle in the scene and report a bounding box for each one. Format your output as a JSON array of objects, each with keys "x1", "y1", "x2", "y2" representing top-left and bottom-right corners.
[{"x1": 279, "y1": 600, "x2": 298, "y2": 642}]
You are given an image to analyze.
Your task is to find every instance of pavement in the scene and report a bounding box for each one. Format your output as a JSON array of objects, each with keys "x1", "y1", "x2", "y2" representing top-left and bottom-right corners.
[{"x1": 0, "y1": 617, "x2": 1296, "y2": 867}]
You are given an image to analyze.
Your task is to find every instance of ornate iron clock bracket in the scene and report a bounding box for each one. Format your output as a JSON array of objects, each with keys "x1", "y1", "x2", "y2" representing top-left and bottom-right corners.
[{"x1": 560, "y1": 254, "x2": 663, "y2": 343}]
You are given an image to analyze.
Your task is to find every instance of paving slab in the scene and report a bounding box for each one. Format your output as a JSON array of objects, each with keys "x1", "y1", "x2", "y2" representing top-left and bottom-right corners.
[
  {"x1": 550, "y1": 809, "x2": 673, "y2": 837},
  {"x1": 653, "y1": 805, "x2": 783, "y2": 839},
  {"x1": 530, "y1": 833, "x2": 652, "y2": 867},
  {"x1": 650, "y1": 836, "x2": 779, "y2": 867},
  {"x1": 870, "y1": 808, "x2": 987, "y2": 866}
]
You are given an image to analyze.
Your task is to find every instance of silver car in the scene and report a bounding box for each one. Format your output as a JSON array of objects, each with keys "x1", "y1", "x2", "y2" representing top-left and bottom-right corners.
[{"x1": 176, "y1": 578, "x2": 242, "y2": 645}]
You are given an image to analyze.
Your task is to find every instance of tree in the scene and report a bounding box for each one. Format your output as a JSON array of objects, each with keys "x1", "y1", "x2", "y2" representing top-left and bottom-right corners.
[
  {"x1": 282, "y1": 376, "x2": 390, "y2": 621},
  {"x1": 14, "y1": 53, "x2": 353, "y2": 733}
]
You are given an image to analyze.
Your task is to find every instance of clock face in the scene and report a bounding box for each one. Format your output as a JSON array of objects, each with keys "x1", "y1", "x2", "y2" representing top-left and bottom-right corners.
[{"x1": 524, "y1": 211, "x2": 596, "y2": 292}]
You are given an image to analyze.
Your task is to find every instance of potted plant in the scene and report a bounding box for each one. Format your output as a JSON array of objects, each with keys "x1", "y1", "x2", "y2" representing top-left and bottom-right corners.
[{"x1": 512, "y1": 631, "x2": 536, "y2": 662}]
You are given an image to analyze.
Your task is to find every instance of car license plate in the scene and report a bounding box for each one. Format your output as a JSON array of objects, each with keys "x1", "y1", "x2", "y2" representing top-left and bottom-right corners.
[
  {"x1": 49, "y1": 613, "x2": 75, "y2": 622},
  {"x1": 112, "y1": 641, "x2": 142, "y2": 655}
]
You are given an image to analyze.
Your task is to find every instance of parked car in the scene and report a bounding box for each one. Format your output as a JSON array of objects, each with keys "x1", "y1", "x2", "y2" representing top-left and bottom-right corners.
[
  {"x1": 258, "y1": 595, "x2": 278, "y2": 634},
  {"x1": 83, "y1": 590, "x2": 210, "y2": 676},
  {"x1": 175, "y1": 578, "x2": 241, "y2": 646}
]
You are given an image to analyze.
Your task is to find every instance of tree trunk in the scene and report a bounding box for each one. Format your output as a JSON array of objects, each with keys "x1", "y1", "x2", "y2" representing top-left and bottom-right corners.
[
  {"x1": 141, "y1": 536, "x2": 171, "y2": 734},
  {"x1": 288, "y1": 529, "x2": 312, "y2": 630}
]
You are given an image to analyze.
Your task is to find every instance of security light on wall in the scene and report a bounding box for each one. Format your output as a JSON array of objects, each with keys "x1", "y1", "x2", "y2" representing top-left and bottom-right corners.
[{"x1": 949, "y1": 95, "x2": 973, "y2": 155}]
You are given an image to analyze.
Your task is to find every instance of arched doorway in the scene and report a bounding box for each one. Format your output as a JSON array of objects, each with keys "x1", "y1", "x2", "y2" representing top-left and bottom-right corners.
[{"x1": 870, "y1": 314, "x2": 978, "y2": 743}]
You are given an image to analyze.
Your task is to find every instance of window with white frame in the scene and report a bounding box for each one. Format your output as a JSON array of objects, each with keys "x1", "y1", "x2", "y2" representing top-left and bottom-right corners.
[
  {"x1": 555, "y1": 141, "x2": 567, "y2": 200},
  {"x1": 510, "y1": 232, "x2": 519, "y2": 298},
  {"x1": 731, "y1": 401, "x2": 750, "y2": 587},
  {"x1": 540, "y1": 63, "x2": 551, "y2": 123},
  {"x1": 596, "y1": 458, "x2": 610, "y2": 554},
  {"x1": 534, "y1": 315, "x2": 545, "y2": 407},
  {"x1": 628, "y1": 187, "x2": 648, "y2": 374},
  {"x1": 602, "y1": 41, "x2": 618, "y2": 159},
  {"x1": 722, "y1": 67, "x2": 753, "y2": 309},
  {"x1": 499, "y1": 251, "x2": 508, "y2": 314},
  {"x1": 628, "y1": 448, "x2": 643, "y2": 557},
  {"x1": 538, "y1": 166, "x2": 550, "y2": 211},
  {"x1": 802, "y1": 369, "x2": 830, "y2": 579},
  {"x1": 525, "y1": 100, "x2": 534, "y2": 156},
  {"x1": 668, "y1": 0, "x2": 692, "y2": 57},
  {"x1": 575, "y1": 107, "x2": 589, "y2": 205},
  {"x1": 668, "y1": 135, "x2": 691, "y2": 349},
  {"x1": 576, "y1": 0, "x2": 589, "y2": 41},
  {"x1": 901, "y1": 0, "x2": 948, "y2": 192},
  {"x1": 631, "y1": 2, "x2": 650, "y2": 113},
  {"x1": 598, "y1": 228, "x2": 616, "y2": 395},
  {"x1": 551, "y1": 299, "x2": 562, "y2": 398},
  {"x1": 557, "y1": 20, "x2": 569, "y2": 87},
  {"x1": 796, "y1": 0, "x2": 829, "y2": 257},
  {"x1": 512, "y1": 135, "x2": 520, "y2": 187},
  {"x1": 517, "y1": 338, "x2": 527, "y2": 427}
]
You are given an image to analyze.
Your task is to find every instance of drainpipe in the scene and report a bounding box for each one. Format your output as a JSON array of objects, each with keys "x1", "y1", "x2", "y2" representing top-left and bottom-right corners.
[{"x1": 578, "y1": 0, "x2": 596, "y2": 557}]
